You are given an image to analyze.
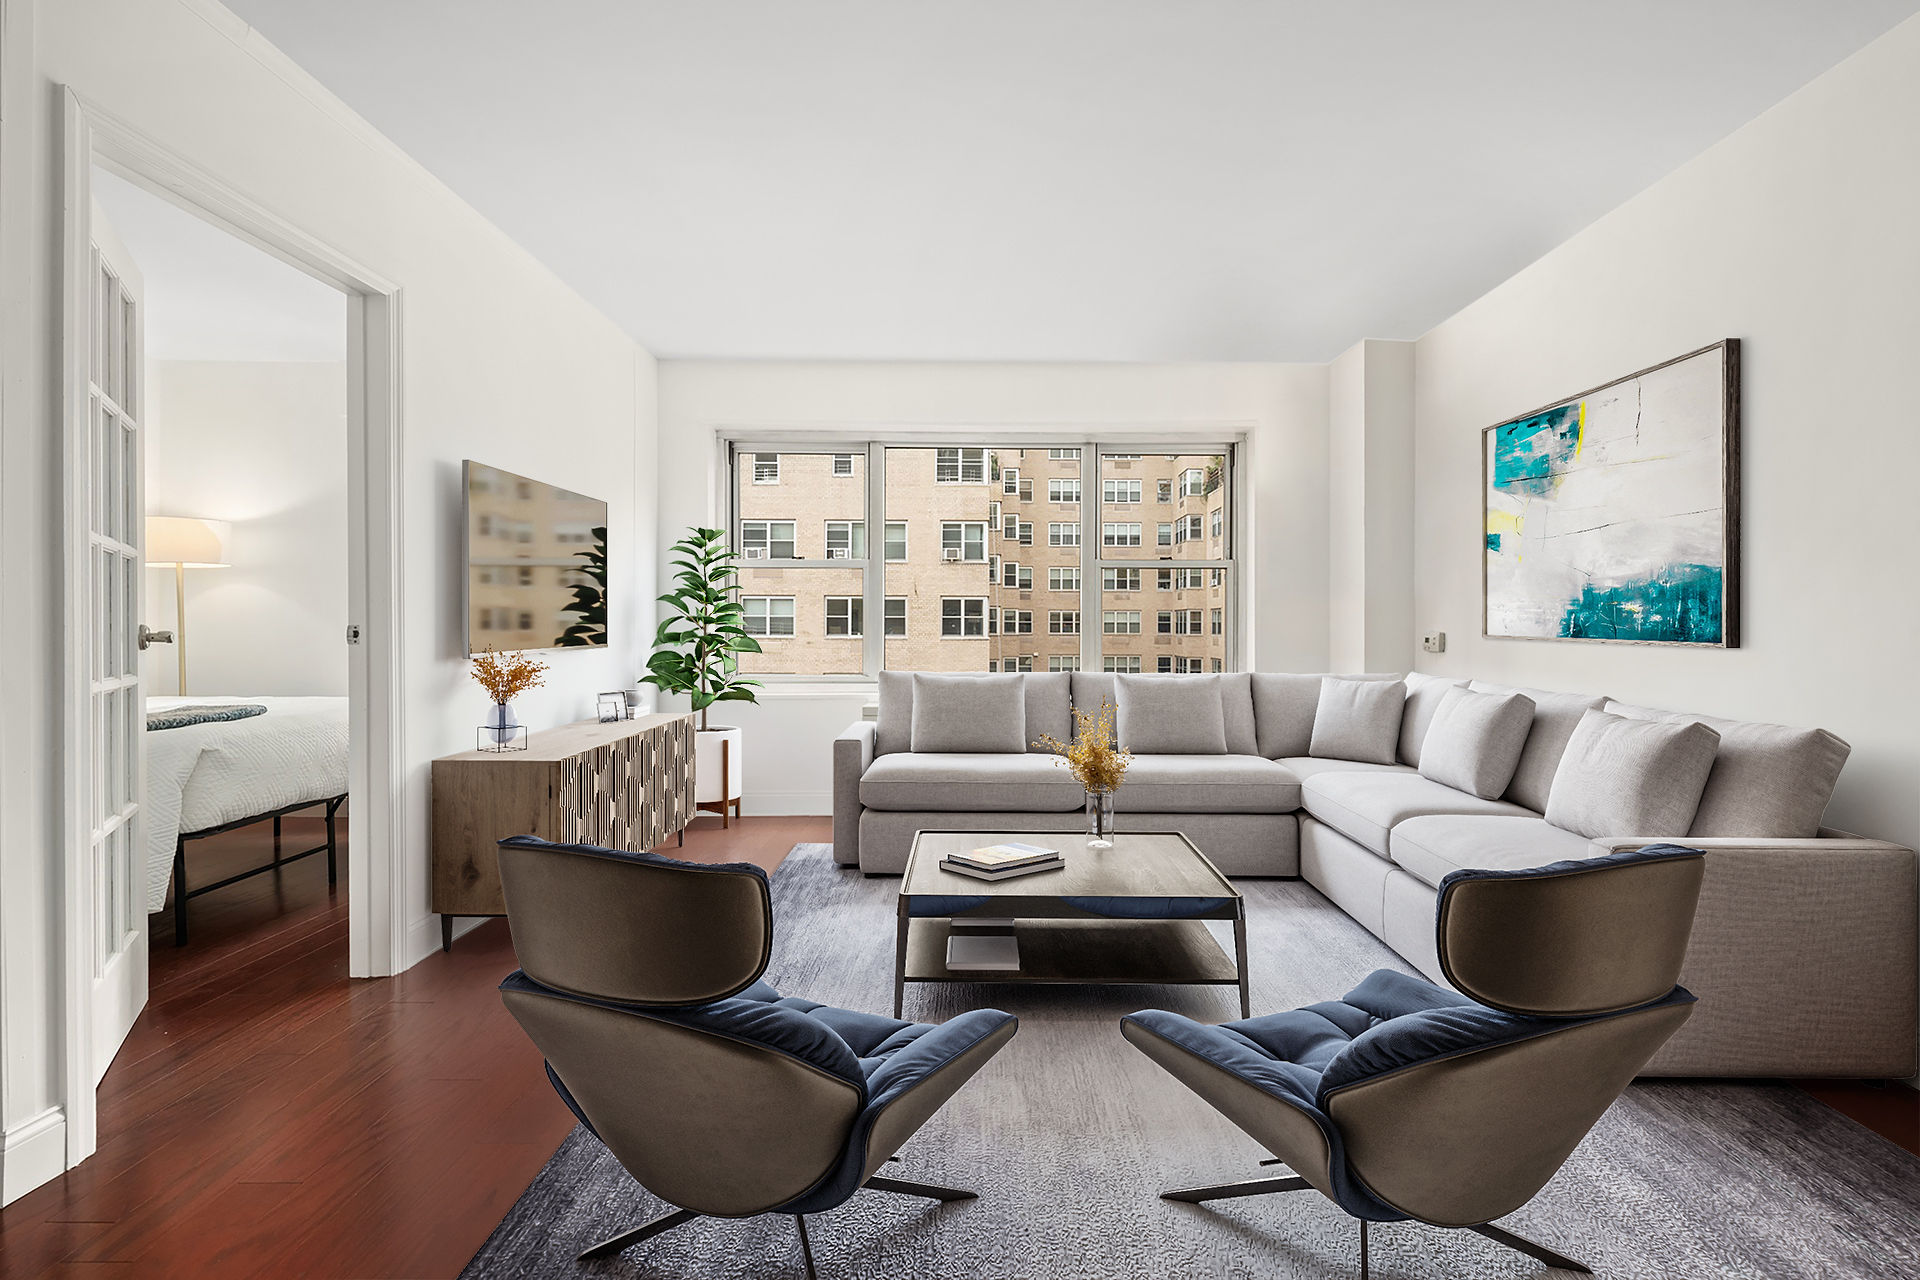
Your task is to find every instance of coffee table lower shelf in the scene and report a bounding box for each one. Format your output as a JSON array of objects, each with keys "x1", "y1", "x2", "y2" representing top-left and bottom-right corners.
[{"x1": 896, "y1": 918, "x2": 1246, "y2": 1017}]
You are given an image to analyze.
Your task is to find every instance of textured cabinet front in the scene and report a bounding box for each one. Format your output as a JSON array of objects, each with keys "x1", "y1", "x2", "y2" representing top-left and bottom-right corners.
[
  {"x1": 558, "y1": 717, "x2": 695, "y2": 851},
  {"x1": 432, "y1": 714, "x2": 696, "y2": 918}
]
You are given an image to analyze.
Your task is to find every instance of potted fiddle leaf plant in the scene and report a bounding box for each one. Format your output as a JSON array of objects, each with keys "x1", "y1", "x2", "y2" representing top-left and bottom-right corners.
[{"x1": 644, "y1": 527, "x2": 762, "y2": 818}]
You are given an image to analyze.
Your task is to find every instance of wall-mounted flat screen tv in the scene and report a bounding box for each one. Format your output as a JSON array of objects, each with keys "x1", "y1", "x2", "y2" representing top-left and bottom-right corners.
[{"x1": 464, "y1": 460, "x2": 608, "y2": 652}]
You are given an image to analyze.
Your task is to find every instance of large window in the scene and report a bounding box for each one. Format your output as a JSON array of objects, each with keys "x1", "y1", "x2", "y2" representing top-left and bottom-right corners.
[{"x1": 732, "y1": 443, "x2": 1233, "y2": 677}]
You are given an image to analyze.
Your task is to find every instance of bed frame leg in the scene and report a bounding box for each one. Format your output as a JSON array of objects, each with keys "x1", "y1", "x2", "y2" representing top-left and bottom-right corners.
[
  {"x1": 273, "y1": 814, "x2": 283, "y2": 865},
  {"x1": 325, "y1": 795, "x2": 341, "y2": 887},
  {"x1": 173, "y1": 837, "x2": 189, "y2": 947}
]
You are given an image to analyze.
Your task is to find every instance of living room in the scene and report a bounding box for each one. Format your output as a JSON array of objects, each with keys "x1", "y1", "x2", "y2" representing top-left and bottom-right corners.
[{"x1": 2, "y1": 3, "x2": 1917, "y2": 1278}]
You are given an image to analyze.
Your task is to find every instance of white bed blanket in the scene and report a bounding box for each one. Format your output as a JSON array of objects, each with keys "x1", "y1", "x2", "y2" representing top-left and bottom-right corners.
[{"x1": 144, "y1": 696, "x2": 349, "y2": 912}]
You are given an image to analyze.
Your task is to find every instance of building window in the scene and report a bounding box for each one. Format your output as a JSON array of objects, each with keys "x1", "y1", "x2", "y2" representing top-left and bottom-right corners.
[
  {"x1": 1003, "y1": 467, "x2": 1021, "y2": 496},
  {"x1": 941, "y1": 521, "x2": 987, "y2": 562},
  {"x1": 824, "y1": 520, "x2": 865, "y2": 559},
  {"x1": 1157, "y1": 522, "x2": 1174, "y2": 547},
  {"x1": 741, "y1": 520, "x2": 796, "y2": 559},
  {"x1": 1211, "y1": 608, "x2": 1223, "y2": 635},
  {"x1": 1103, "y1": 478, "x2": 1142, "y2": 504},
  {"x1": 1103, "y1": 610, "x2": 1141, "y2": 635},
  {"x1": 1004, "y1": 609, "x2": 1033, "y2": 634},
  {"x1": 1049, "y1": 655, "x2": 1081, "y2": 672},
  {"x1": 825, "y1": 596, "x2": 864, "y2": 636},
  {"x1": 1180, "y1": 468, "x2": 1206, "y2": 497},
  {"x1": 1102, "y1": 522, "x2": 1142, "y2": 547},
  {"x1": 1157, "y1": 609, "x2": 1203, "y2": 635},
  {"x1": 1158, "y1": 567, "x2": 1205, "y2": 590},
  {"x1": 1001, "y1": 561, "x2": 1033, "y2": 590},
  {"x1": 935, "y1": 447, "x2": 987, "y2": 483},
  {"x1": 752, "y1": 453, "x2": 780, "y2": 484},
  {"x1": 1212, "y1": 568, "x2": 1226, "y2": 587},
  {"x1": 1048, "y1": 447, "x2": 1081, "y2": 460},
  {"x1": 941, "y1": 597, "x2": 987, "y2": 636},
  {"x1": 1049, "y1": 609, "x2": 1080, "y2": 634},
  {"x1": 1107, "y1": 453, "x2": 1141, "y2": 461},
  {"x1": 1102, "y1": 568, "x2": 1140, "y2": 592},
  {"x1": 1104, "y1": 655, "x2": 1142, "y2": 673},
  {"x1": 743, "y1": 596, "x2": 795, "y2": 636},
  {"x1": 1006, "y1": 655, "x2": 1034, "y2": 672},
  {"x1": 1174, "y1": 514, "x2": 1205, "y2": 543},
  {"x1": 1156, "y1": 479, "x2": 1173, "y2": 503},
  {"x1": 832, "y1": 453, "x2": 856, "y2": 477},
  {"x1": 1050, "y1": 567, "x2": 1081, "y2": 592},
  {"x1": 1048, "y1": 521, "x2": 1080, "y2": 547},
  {"x1": 884, "y1": 522, "x2": 908, "y2": 560},
  {"x1": 1048, "y1": 477, "x2": 1081, "y2": 503},
  {"x1": 1211, "y1": 507, "x2": 1224, "y2": 538},
  {"x1": 885, "y1": 597, "x2": 908, "y2": 636}
]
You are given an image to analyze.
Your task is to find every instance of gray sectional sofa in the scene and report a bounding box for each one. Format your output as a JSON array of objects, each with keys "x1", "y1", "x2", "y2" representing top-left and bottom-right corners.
[{"x1": 833, "y1": 669, "x2": 1919, "y2": 1078}]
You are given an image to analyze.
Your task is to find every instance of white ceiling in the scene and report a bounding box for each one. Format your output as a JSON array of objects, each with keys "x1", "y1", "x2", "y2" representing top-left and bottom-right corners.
[
  {"x1": 222, "y1": 0, "x2": 1919, "y2": 363},
  {"x1": 93, "y1": 166, "x2": 347, "y2": 363}
]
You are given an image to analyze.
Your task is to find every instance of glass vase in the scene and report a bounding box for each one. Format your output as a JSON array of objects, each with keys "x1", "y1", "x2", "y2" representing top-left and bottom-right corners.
[{"x1": 1085, "y1": 789, "x2": 1115, "y2": 850}]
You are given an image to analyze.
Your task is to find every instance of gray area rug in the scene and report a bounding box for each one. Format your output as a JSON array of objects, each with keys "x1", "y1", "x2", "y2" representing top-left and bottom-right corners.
[{"x1": 462, "y1": 844, "x2": 1920, "y2": 1279}]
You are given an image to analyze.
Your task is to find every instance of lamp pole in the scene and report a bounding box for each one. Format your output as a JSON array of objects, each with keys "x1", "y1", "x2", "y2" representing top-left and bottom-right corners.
[{"x1": 174, "y1": 560, "x2": 188, "y2": 695}]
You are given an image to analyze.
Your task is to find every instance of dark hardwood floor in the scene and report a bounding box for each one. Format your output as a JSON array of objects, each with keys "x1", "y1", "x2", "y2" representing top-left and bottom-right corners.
[
  {"x1": 0, "y1": 811, "x2": 827, "y2": 1280},
  {"x1": 2, "y1": 810, "x2": 1913, "y2": 1278}
]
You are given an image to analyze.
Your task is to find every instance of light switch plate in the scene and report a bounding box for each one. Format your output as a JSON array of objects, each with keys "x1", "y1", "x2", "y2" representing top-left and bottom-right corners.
[{"x1": 1422, "y1": 631, "x2": 1446, "y2": 654}]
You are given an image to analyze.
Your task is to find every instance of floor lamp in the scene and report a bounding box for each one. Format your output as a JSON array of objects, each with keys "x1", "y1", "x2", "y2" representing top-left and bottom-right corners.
[{"x1": 145, "y1": 516, "x2": 230, "y2": 696}]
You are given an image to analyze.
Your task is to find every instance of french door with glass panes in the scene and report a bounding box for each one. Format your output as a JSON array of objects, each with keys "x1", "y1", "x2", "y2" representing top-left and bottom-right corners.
[{"x1": 85, "y1": 196, "x2": 149, "y2": 1082}]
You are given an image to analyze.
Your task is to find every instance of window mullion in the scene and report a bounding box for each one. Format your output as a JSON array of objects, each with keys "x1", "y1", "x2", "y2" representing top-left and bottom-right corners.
[
  {"x1": 1081, "y1": 443, "x2": 1098, "y2": 672},
  {"x1": 864, "y1": 443, "x2": 884, "y2": 678}
]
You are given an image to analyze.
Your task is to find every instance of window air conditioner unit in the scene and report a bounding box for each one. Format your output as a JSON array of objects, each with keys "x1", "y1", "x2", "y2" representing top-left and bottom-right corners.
[
  {"x1": 744, "y1": 547, "x2": 767, "y2": 559},
  {"x1": 825, "y1": 548, "x2": 848, "y2": 559},
  {"x1": 943, "y1": 549, "x2": 962, "y2": 562}
]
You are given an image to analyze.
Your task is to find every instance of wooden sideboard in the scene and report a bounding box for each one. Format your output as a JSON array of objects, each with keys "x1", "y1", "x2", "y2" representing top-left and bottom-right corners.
[{"x1": 431, "y1": 712, "x2": 697, "y2": 949}]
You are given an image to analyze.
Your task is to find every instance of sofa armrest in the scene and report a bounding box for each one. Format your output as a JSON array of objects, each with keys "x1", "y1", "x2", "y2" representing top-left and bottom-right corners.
[
  {"x1": 1590, "y1": 834, "x2": 1918, "y2": 1076},
  {"x1": 833, "y1": 720, "x2": 877, "y2": 867}
]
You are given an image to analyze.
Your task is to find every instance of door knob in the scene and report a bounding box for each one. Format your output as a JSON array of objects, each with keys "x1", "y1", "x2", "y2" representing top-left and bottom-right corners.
[{"x1": 138, "y1": 625, "x2": 175, "y2": 650}]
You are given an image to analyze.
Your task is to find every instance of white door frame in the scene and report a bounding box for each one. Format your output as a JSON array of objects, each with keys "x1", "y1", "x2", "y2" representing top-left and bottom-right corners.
[{"x1": 58, "y1": 88, "x2": 409, "y2": 1167}]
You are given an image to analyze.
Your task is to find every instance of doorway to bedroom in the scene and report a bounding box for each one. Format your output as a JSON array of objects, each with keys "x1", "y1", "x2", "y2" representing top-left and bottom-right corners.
[{"x1": 92, "y1": 165, "x2": 354, "y2": 982}]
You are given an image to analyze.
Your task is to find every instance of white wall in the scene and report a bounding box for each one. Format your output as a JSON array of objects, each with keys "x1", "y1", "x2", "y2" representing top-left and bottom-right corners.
[
  {"x1": 1, "y1": 0, "x2": 655, "y2": 1202},
  {"x1": 1411, "y1": 15, "x2": 1920, "y2": 851},
  {"x1": 656, "y1": 360, "x2": 1329, "y2": 814},
  {"x1": 1327, "y1": 339, "x2": 1415, "y2": 673},
  {"x1": 143, "y1": 360, "x2": 349, "y2": 697}
]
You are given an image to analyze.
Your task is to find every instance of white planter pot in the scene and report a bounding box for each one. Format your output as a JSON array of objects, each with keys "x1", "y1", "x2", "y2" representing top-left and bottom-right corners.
[{"x1": 695, "y1": 726, "x2": 744, "y2": 806}]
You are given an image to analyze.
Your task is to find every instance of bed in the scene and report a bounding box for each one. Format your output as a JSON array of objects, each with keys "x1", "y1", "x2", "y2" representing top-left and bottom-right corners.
[{"x1": 145, "y1": 695, "x2": 350, "y2": 942}]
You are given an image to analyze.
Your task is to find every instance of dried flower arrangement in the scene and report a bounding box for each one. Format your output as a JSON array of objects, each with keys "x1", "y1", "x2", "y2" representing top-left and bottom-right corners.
[
  {"x1": 1034, "y1": 699, "x2": 1132, "y2": 794},
  {"x1": 470, "y1": 647, "x2": 548, "y2": 703}
]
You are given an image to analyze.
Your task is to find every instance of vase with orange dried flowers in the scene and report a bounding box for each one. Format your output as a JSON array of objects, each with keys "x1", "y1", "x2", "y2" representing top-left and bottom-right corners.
[
  {"x1": 471, "y1": 647, "x2": 547, "y2": 750},
  {"x1": 1034, "y1": 699, "x2": 1132, "y2": 849}
]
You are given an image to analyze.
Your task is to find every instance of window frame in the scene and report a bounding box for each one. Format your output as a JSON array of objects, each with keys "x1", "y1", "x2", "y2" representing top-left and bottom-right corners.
[
  {"x1": 726, "y1": 440, "x2": 1237, "y2": 682},
  {"x1": 824, "y1": 595, "x2": 864, "y2": 637}
]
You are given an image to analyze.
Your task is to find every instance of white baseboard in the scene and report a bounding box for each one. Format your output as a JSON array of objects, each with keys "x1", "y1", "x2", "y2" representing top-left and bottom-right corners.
[
  {"x1": 709, "y1": 791, "x2": 831, "y2": 818},
  {"x1": 402, "y1": 911, "x2": 490, "y2": 972},
  {"x1": 1, "y1": 1107, "x2": 67, "y2": 1207}
]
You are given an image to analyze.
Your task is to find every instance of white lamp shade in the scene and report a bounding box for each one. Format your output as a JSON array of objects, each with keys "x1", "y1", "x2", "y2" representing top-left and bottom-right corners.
[{"x1": 145, "y1": 516, "x2": 231, "y2": 568}]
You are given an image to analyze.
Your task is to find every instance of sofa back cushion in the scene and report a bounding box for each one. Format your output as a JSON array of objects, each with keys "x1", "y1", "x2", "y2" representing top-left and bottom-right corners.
[
  {"x1": 1115, "y1": 674, "x2": 1227, "y2": 754},
  {"x1": 1400, "y1": 671, "x2": 1467, "y2": 767},
  {"x1": 1309, "y1": 677, "x2": 1407, "y2": 765},
  {"x1": 1069, "y1": 672, "x2": 1117, "y2": 740},
  {"x1": 1469, "y1": 680, "x2": 1607, "y2": 813},
  {"x1": 1544, "y1": 708, "x2": 1721, "y2": 839},
  {"x1": 876, "y1": 671, "x2": 1070, "y2": 756},
  {"x1": 1251, "y1": 672, "x2": 1400, "y2": 759},
  {"x1": 909, "y1": 673, "x2": 1026, "y2": 753},
  {"x1": 1219, "y1": 673, "x2": 1258, "y2": 755},
  {"x1": 1417, "y1": 687, "x2": 1537, "y2": 800},
  {"x1": 1603, "y1": 700, "x2": 1851, "y2": 838}
]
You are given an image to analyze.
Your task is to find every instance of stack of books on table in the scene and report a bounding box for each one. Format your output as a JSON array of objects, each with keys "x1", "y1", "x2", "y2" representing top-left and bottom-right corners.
[{"x1": 940, "y1": 842, "x2": 1064, "y2": 882}]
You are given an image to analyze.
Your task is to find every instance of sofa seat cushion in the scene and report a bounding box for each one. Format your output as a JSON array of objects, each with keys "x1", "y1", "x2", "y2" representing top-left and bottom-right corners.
[
  {"x1": 1277, "y1": 757, "x2": 1414, "y2": 783},
  {"x1": 859, "y1": 753, "x2": 1083, "y2": 812},
  {"x1": 1114, "y1": 755, "x2": 1302, "y2": 814},
  {"x1": 1388, "y1": 815, "x2": 1597, "y2": 889},
  {"x1": 1300, "y1": 771, "x2": 1534, "y2": 857}
]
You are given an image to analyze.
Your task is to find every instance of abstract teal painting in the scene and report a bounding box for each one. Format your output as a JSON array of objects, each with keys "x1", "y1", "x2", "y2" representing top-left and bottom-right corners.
[{"x1": 1483, "y1": 341, "x2": 1740, "y2": 647}]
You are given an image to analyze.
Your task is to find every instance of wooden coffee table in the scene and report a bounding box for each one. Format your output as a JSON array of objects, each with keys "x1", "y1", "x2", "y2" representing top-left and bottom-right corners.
[{"x1": 894, "y1": 830, "x2": 1249, "y2": 1018}]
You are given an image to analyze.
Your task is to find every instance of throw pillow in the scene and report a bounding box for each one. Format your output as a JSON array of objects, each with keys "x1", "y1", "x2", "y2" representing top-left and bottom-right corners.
[
  {"x1": 1544, "y1": 708, "x2": 1721, "y2": 839},
  {"x1": 1469, "y1": 680, "x2": 1608, "y2": 811},
  {"x1": 1115, "y1": 674, "x2": 1228, "y2": 754},
  {"x1": 1308, "y1": 677, "x2": 1407, "y2": 765},
  {"x1": 1603, "y1": 700, "x2": 1851, "y2": 838},
  {"x1": 1417, "y1": 687, "x2": 1537, "y2": 800},
  {"x1": 909, "y1": 673, "x2": 1026, "y2": 753}
]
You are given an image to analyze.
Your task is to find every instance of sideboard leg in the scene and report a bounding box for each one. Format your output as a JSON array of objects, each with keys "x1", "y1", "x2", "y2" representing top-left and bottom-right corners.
[{"x1": 441, "y1": 914, "x2": 454, "y2": 953}]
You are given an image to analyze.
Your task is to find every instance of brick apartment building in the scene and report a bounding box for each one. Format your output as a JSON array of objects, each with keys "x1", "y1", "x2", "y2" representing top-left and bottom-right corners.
[{"x1": 733, "y1": 447, "x2": 1229, "y2": 677}]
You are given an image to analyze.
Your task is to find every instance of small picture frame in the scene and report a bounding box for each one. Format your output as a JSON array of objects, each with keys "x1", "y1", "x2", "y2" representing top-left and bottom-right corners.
[{"x1": 596, "y1": 692, "x2": 626, "y2": 723}]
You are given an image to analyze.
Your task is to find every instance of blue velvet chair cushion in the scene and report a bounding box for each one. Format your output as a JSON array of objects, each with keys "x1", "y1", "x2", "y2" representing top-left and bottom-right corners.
[
  {"x1": 1124, "y1": 967, "x2": 1695, "y2": 1221},
  {"x1": 500, "y1": 969, "x2": 1016, "y2": 1214}
]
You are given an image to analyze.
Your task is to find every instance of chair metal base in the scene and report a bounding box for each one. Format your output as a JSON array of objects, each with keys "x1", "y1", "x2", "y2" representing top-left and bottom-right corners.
[
  {"x1": 573, "y1": 1170, "x2": 976, "y2": 1274},
  {"x1": 1162, "y1": 1167, "x2": 1591, "y2": 1277}
]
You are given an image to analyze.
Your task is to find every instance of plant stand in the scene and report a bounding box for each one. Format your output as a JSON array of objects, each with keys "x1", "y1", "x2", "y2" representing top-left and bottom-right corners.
[{"x1": 695, "y1": 734, "x2": 742, "y2": 828}]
